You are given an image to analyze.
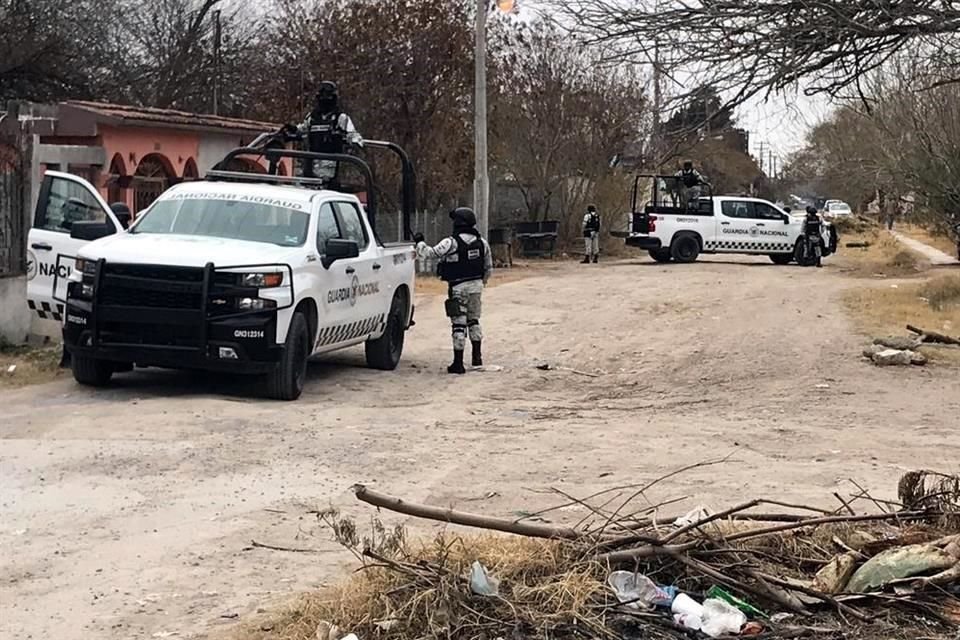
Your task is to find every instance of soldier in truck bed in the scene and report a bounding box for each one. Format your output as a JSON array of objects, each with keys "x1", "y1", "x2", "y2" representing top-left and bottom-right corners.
[{"x1": 414, "y1": 208, "x2": 493, "y2": 374}]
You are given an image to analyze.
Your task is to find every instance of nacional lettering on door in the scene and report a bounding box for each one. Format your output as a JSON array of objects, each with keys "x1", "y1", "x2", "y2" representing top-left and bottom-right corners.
[{"x1": 327, "y1": 275, "x2": 380, "y2": 307}]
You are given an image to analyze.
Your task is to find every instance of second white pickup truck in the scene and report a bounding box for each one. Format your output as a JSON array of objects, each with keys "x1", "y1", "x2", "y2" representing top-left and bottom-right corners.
[
  {"x1": 39, "y1": 144, "x2": 418, "y2": 400},
  {"x1": 617, "y1": 175, "x2": 836, "y2": 265}
]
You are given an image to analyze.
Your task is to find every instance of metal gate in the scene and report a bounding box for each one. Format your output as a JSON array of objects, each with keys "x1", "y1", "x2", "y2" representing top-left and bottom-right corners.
[{"x1": 0, "y1": 132, "x2": 26, "y2": 278}]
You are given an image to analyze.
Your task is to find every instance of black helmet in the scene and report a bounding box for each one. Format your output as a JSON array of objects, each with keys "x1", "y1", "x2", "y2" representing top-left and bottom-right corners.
[
  {"x1": 682, "y1": 160, "x2": 694, "y2": 171},
  {"x1": 316, "y1": 81, "x2": 339, "y2": 110},
  {"x1": 450, "y1": 206, "x2": 477, "y2": 229},
  {"x1": 587, "y1": 204, "x2": 597, "y2": 212},
  {"x1": 806, "y1": 205, "x2": 818, "y2": 215}
]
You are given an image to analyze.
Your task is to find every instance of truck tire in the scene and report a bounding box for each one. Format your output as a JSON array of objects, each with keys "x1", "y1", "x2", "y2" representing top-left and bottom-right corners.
[
  {"x1": 769, "y1": 253, "x2": 793, "y2": 265},
  {"x1": 265, "y1": 311, "x2": 309, "y2": 401},
  {"x1": 648, "y1": 248, "x2": 672, "y2": 263},
  {"x1": 72, "y1": 354, "x2": 113, "y2": 387},
  {"x1": 671, "y1": 234, "x2": 700, "y2": 263},
  {"x1": 365, "y1": 292, "x2": 406, "y2": 370}
]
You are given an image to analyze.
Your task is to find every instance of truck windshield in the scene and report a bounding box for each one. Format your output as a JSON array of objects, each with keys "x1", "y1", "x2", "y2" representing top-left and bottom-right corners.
[{"x1": 131, "y1": 196, "x2": 310, "y2": 246}]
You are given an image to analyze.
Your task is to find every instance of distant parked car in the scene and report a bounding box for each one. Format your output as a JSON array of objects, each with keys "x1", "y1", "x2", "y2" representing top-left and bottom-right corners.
[{"x1": 824, "y1": 201, "x2": 853, "y2": 218}]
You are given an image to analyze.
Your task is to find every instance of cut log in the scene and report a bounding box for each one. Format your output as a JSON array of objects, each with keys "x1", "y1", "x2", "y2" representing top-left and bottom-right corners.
[
  {"x1": 352, "y1": 484, "x2": 581, "y2": 540},
  {"x1": 906, "y1": 325, "x2": 960, "y2": 346}
]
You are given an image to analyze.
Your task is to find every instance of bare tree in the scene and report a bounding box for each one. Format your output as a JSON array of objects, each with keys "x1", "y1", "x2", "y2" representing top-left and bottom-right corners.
[
  {"x1": 489, "y1": 23, "x2": 648, "y2": 229},
  {"x1": 0, "y1": 0, "x2": 119, "y2": 102},
  {"x1": 553, "y1": 0, "x2": 960, "y2": 113}
]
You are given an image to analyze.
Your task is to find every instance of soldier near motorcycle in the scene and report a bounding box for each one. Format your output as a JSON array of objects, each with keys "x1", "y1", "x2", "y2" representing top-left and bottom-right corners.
[{"x1": 802, "y1": 205, "x2": 824, "y2": 268}]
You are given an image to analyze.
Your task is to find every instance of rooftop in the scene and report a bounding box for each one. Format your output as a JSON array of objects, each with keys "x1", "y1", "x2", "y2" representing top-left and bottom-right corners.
[{"x1": 62, "y1": 101, "x2": 279, "y2": 134}]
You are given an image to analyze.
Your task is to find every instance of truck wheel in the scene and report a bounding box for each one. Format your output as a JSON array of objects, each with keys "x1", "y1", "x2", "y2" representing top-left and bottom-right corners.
[
  {"x1": 648, "y1": 248, "x2": 672, "y2": 263},
  {"x1": 769, "y1": 253, "x2": 793, "y2": 265},
  {"x1": 671, "y1": 234, "x2": 700, "y2": 263},
  {"x1": 265, "y1": 312, "x2": 309, "y2": 401},
  {"x1": 365, "y1": 293, "x2": 406, "y2": 370},
  {"x1": 72, "y1": 354, "x2": 113, "y2": 387}
]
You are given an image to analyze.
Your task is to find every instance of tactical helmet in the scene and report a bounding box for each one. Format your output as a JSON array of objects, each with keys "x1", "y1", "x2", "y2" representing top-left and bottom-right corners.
[
  {"x1": 806, "y1": 205, "x2": 818, "y2": 215},
  {"x1": 316, "y1": 81, "x2": 339, "y2": 109},
  {"x1": 682, "y1": 160, "x2": 694, "y2": 171},
  {"x1": 587, "y1": 205, "x2": 597, "y2": 212},
  {"x1": 450, "y1": 207, "x2": 477, "y2": 229}
]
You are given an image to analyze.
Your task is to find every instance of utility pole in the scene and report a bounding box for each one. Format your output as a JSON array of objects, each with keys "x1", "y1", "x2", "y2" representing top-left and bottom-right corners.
[
  {"x1": 651, "y1": 40, "x2": 662, "y2": 169},
  {"x1": 757, "y1": 141, "x2": 765, "y2": 174},
  {"x1": 473, "y1": 0, "x2": 490, "y2": 238},
  {"x1": 212, "y1": 9, "x2": 222, "y2": 116}
]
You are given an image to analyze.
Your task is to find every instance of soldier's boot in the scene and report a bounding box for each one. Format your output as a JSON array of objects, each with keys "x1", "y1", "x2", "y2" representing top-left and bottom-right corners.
[
  {"x1": 581, "y1": 256, "x2": 590, "y2": 264},
  {"x1": 592, "y1": 255, "x2": 599, "y2": 263},
  {"x1": 471, "y1": 341, "x2": 483, "y2": 367},
  {"x1": 447, "y1": 350, "x2": 466, "y2": 374}
]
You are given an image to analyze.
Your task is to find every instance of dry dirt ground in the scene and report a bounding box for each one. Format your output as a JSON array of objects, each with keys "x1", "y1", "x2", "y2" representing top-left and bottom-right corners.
[{"x1": 2, "y1": 254, "x2": 958, "y2": 640}]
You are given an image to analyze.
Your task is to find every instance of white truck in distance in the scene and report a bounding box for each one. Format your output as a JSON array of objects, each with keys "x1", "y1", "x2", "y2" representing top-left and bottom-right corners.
[
  {"x1": 618, "y1": 175, "x2": 835, "y2": 265},
  {"x1": 42, "y1": 159, "x2": 416, "y2": 400}
]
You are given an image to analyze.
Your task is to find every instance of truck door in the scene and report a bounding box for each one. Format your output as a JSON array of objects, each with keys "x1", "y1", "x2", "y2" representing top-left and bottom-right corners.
[
  {"x1": 27, "y1": 171, "x2": 120, "y2": 325},
  {"x1": 332, "y1": 200, "x2": 382, "y2": 335},
  {"x1": 717, "y1": 200, "x2": 757, "y2": 252}
]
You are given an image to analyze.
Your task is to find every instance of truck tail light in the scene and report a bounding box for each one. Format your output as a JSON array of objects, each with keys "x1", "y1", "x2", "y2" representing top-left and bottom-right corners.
[{"x1": 648, "y1": 215, "x2": 657, "y2": 232}]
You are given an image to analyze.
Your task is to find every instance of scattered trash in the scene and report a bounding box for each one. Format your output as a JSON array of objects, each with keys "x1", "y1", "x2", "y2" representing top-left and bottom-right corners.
[
  {"x1": 282, "y1": 472, "x2": 960, "y2": 640},
  {"x1": 607, "y1": 571, "x2": 676, "y2": 610},
  {"x1": 671, "y1": 592, "x2": 704, "y2": 630},
  {"x1": 219, "y1": 612, "x2": 239, "y2": 619},
  {"x1": 741, "y1": 621, "x2": 764, "y2": 635},
  {"x1": 673, "y1": 505, "x2": 710, "y2": 527},
  {"x1": 847, "y1": 537, "x2": 958, "y2": 592},
  {"x1": 814, "y1": 383, "x2": 830, "y2": 389},
  {"x1": 706, "y1": 585, "x2": 765, "y2": 618},
  {"x1": 700, "y1": 598, "x2": 748, "y2": 637},
  {"x1": 5, "y1": 364, "x2": 15, "y2": 376},
  {"x1": 813, "y1": 552, "x2": 858, "y2": 594},
  {"x1": 474, "y1": 365, "x2": 503, "y2": 372},
  {"x1": 469, "y1": 560, "x2": 500, "y2": 596}
]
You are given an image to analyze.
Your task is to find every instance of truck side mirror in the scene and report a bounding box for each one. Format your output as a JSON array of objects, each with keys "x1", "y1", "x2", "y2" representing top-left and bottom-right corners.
[
  {"x1": 322, "y1": 238, "x2": 360, "y2": 268},
  {"x1": 70, "y1": 220, "x2": 115, "y2": 241}
]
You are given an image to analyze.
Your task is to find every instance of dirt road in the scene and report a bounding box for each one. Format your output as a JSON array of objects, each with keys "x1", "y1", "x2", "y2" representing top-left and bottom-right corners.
[{"x1": 2, "y1": 255, "x2": 958, "y2": 640}]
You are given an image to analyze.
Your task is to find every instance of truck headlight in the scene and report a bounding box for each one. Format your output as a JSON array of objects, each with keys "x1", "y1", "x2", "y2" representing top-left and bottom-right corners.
[
  {"x1": 237, "y1": 297, "x2": 277, "y2": 311},
  {"x1": 75, "y1": 258, "x2": 97, "y2": 275},
  {"x1": 241, "y1": 272, "x2": 283, "y2": 288}
]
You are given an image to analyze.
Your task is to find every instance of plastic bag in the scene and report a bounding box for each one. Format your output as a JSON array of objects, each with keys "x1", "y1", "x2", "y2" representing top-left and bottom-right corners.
[
  {"x1": 607, "y1": 571, "x2": 676, "y2": 610},
  {"x1": 469, "y1": 561, "x2": 500, "y2": 596},
  {"x1": 671, "y1": 593, "x2": 704, "y2": 630},
  {"x1": 700, "y1": 598, "x2": 747, "y2": 637}
]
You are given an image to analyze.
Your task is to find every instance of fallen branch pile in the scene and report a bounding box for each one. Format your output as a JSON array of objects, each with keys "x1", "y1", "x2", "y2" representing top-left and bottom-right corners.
[{"x1": 242, "y1": 469, "x2": 960, "y2": 640}]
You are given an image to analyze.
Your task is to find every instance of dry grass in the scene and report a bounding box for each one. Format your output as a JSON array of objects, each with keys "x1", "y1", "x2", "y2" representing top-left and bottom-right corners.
[
  {"x1": 897, "y1": 223, "x2": 959, "y2": 257},
  {"x1": 835, "y1": 228, "x2": 928, "y2": 278},
  {"x1": 226, "y1": 514, "x2": 959, "y2": 640},
  {"x1": 844, "y1": 274, "x2": 960, "y2": 365},
  {"x1": 0, "y1": 340, "x2": 64, "y2": 388},
  {"x1": 229, "y1": 531, "x2": 603, "y2": 640},
  {"x1": 415, "y1": 262, "x2": 547, "y2": 298}
]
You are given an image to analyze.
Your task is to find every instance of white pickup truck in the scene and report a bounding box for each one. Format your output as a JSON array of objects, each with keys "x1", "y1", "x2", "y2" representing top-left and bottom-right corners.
[
  {"x1": 617, "y1": 175, "x2": 836, "y2": 265},
  {"x1": 32, "y1": 145, "x2": 418, "y2": 400}
]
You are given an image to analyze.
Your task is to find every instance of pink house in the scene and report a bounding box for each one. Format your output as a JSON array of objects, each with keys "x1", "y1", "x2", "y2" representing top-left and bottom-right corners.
[{"x1": 22, "y1": 101, "x2": 289, "y2": 215}]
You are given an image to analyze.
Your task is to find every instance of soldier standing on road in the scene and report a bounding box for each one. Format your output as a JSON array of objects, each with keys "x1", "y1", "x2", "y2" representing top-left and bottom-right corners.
[
  {"x1": 582, "y1": 205, "x2": 601, "y2": 264},
  {"x1": 414, "y1": 207, "x2": 493, "y2": 374},
  {"x1": 804, "y1": 205, "x2": 824, "y2": 268}
]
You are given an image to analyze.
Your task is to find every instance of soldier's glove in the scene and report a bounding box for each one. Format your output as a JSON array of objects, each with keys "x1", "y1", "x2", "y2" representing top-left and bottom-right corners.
[{"x1": 413, "y1": 232, "x2": 425, "y2": 244}]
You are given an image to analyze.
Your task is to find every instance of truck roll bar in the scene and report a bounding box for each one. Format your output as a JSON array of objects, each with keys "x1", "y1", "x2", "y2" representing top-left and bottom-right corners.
[{"x1": 209, "y1": 140, "x2": 417, "y2": 241}]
